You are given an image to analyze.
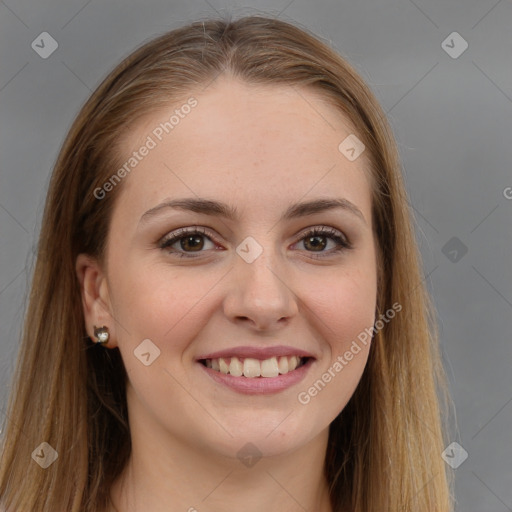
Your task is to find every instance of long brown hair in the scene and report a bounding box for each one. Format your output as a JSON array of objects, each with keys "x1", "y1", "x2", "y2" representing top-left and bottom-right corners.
[{"x1": 0, "y1": 15, "x2": 454, "y2": 511}]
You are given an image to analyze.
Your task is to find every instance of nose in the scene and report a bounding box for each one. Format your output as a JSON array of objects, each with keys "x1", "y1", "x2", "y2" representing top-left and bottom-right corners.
[{"x1": 222, "y1": 246, "x2": 299, "y2": 332}]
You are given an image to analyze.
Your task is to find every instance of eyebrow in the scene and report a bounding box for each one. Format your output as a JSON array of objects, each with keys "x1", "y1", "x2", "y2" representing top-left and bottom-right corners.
[{"x1": 139, "y1": 197, "x2": 367, "y2": 225}]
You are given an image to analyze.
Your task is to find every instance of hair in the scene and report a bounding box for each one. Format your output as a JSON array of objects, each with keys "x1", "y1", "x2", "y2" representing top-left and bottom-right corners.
[{"x1": 0, "y1": 14, "x2": 454, "y2": 512}]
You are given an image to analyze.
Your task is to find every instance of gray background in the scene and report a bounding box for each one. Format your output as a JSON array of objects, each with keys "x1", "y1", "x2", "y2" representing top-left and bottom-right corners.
[{"x1": 1, "y1": 0, "x2": 511, "y2": 510}]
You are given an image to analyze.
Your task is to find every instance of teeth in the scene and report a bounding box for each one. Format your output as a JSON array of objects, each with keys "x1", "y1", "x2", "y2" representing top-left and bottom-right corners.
[
  {"x1": 278, "y1": 356, "x2": 289, "y2": 374},
  {"x1": 243, "y1": 358, "x2": 261, "y2": 378},
  {"x1": 288, "y1": 355, "x2": 299, "y2": 371},
  {"x1": 204, "y1": 355, "x2": 306, "y2": 377},
  {"x1": 261, "y1": 356, "x2": 279, "y2": 377},
  {"x1": 229, "y1": 357, "x2": 243, "y2": 377},
  {"x1": 219, "y1": 357, "x2": 230, "y2": 374}
]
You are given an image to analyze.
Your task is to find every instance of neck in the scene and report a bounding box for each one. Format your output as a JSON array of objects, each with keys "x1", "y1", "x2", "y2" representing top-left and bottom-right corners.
[{"x1": 110, "y1": 425, "x2": 333, "y2": 512}]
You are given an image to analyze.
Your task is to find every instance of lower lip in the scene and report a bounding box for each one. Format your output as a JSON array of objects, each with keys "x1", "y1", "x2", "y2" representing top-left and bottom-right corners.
[{"x1": 197, "y1": 358, "x2": 314, "y2": 395}]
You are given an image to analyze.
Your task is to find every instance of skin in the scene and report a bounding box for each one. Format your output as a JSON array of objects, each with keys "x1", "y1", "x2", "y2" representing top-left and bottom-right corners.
[{"x1": 76, "y1": 77, "x2": 378, "y2": 512}]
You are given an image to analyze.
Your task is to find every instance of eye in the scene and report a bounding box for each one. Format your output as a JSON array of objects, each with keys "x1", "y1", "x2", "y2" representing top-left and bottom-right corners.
[
  {"x1": 293, "y1": 226, "x2": 352, "y2": 257},
  {"x1": 158, "y1": 226, "x2": 219, "y2": 258},
  {"x1": 158, "y1": 225, "x2": 352, "y2": 259}
]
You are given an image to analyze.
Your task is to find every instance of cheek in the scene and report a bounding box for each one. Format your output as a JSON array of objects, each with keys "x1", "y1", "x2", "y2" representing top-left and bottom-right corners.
[
  {"x1": 108, "y1": 256, "x2": 202, "y2": 330},
  {"x1": 307, "y1": 261, "x2": 377, "y2": 349},
  {"x1": 107, "y1": 259, "x2": 226, "y2": 372},
  {"x1": 297, "y1": 267, "x2": 376, "y2": 417}
]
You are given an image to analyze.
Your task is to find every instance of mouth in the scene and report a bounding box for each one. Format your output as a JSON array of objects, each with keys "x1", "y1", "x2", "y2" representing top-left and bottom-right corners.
[{"x1": 198, "y1": 355, "x2": 311, "y2": 378}]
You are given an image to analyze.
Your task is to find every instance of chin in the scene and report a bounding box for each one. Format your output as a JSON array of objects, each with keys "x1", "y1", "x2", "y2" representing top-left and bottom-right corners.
[{"x1": 202, "y1": 417, "x2": 320, "y2": 462}]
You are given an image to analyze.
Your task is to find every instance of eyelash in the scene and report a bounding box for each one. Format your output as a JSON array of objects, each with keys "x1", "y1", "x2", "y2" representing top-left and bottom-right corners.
[{"x1": 158, "y1": 226, "x2": 352, "y2": 259}]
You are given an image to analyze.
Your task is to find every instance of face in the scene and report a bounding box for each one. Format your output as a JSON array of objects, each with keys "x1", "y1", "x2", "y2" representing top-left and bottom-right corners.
[{"x1": 79, "y1": 77, "x2": 378, "y2": 462}]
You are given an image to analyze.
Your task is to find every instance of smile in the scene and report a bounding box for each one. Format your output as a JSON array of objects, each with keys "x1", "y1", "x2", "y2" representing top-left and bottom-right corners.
[{"x1": 199, "y1": 355, "x2": 309, "y2": 378}]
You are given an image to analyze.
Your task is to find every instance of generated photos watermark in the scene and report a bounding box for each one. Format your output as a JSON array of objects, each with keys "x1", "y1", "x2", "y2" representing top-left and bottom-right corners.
[
  {"x1": 93, "y1": 97, "x2": 198, "y2": 200},
  {"x1": 297, "y1": 301, "x2": 402, "y2": 405}
]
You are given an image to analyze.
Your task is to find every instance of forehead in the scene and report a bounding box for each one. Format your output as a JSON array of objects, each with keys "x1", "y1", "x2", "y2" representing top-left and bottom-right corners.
[{"x1": 113, "y1": 77, "x2": 373, "y2": 223}]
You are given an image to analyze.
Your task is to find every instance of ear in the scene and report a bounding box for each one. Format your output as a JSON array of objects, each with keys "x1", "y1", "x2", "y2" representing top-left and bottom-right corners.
[{"x1": 75, "y1": 253, "x2": 118, "y2": 348}]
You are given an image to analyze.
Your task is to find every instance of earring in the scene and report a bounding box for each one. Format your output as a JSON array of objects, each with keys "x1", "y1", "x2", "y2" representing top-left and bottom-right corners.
[{"x1": 93, "y1": 325, "x2": 110, "y2": 345}]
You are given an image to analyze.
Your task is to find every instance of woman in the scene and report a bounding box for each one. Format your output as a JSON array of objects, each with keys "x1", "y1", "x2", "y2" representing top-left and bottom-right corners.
[{"x1": 0, "y1": 15, "x2": 454, "y2": 512}]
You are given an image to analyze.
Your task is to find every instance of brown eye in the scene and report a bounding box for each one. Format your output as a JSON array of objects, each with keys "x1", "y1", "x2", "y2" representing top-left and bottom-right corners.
[
  {"x1": 303, "y1": 234, "x2": 328, "y2": 251},
  {"x1": 179, "y1": 235, "x2": 205, "y2": 252},
  {"x1": 296, "y1": 227, "x2": 352, "y2": 257},
  {"x1": 159, "y1": 227, "x2": 218, "y2": 258}
]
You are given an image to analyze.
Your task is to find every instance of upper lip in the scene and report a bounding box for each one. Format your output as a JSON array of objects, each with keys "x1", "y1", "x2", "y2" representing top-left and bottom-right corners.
[{"x1": 196, "y1": 345, "x2": 316, "y2": 361}]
